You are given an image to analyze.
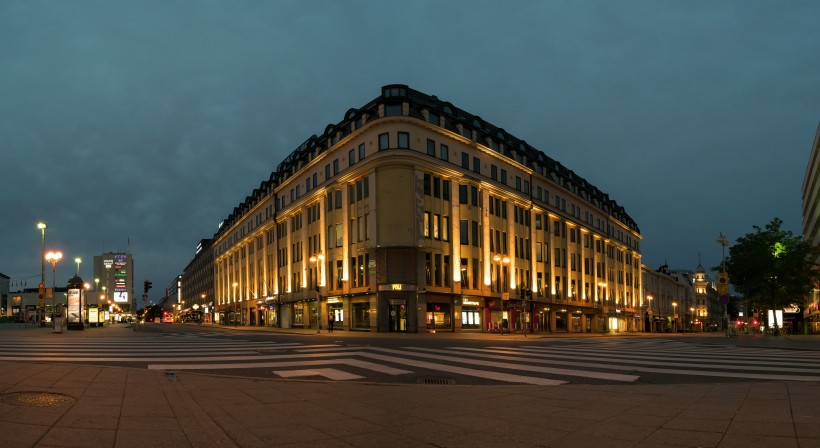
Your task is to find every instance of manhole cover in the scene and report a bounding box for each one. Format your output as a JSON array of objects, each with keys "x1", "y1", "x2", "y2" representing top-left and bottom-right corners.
[
  {"x1": 417, "y1": 377, "x2": 456, "y2": 385},
  {"x1": 0, "y1": 392, "x2": 76, "y2": 407}
]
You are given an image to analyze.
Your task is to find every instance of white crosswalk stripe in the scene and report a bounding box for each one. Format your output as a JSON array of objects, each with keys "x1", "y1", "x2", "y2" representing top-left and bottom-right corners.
[{"x1": 1, "y1": 336, "x2": 818, "y2": 385}]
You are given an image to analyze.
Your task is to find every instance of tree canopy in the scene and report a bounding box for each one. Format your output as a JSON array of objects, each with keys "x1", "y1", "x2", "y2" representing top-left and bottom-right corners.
[{"x1": 724, "y1": 218, "x2": 820, "y2": 313}]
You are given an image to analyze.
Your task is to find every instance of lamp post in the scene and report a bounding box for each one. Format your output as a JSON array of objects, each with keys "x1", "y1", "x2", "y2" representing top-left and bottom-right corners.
[
  {"x1": 493, "y1": 255, "x2": 510, "y2": 334},
  {"x1": 74, "y1": 258, "x2": 81, "y2": 276},
  {"x1": 717, "y1": 232, "x2": 730, "y2": 336},
  {"x1": 201, "y1": 293, "x2": 206, "y2": 324},
  {"x1": 597, "y1": 281, "x2": 608, "y2": 333},
  {"x1": 37, "y1": 222, "x2": 47, "y2": 325},
  {"x1": 309, "y1": 253, "x2": 324, "y2": 334},
  {"x1": 45, "y1": 251, "x2": 62, "y2": 326},
  {"x1": 689, "y1": 306, "x2": 695, "y2": 332},
  {"x1": 672, "y1": 301, "x2": 678, "y2": 333},
  {"x1": 232, "y1": 282, "x2": 238, "y2": 327},
  {"x1": 646, "y1": 294, "x2": 653, "y2": 333}
]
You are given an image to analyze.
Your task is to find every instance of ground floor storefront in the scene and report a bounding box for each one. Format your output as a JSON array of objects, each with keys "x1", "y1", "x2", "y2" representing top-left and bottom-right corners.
[{"x1": 215, "y1": 293, "x2": 643, "y2": 334}]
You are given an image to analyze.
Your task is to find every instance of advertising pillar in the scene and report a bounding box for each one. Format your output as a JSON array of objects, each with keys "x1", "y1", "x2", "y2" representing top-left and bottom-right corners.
[{"x1": 67, "y1": 274, "x2": 85, "y2": 331}]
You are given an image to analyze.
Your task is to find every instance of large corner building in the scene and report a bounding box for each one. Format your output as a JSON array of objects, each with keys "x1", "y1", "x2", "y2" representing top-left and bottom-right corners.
[{"x1": 211, "y1": 85, "x2": 643, "y2": 333}]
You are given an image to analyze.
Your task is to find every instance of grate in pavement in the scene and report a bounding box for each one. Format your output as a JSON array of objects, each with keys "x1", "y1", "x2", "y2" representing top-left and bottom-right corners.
[
  {"x1": 1, "y1": 391, "x2": 76, "y2": 407},
  {"x1": 417, "y1": 377, "x2": 456, "y2": 385}
]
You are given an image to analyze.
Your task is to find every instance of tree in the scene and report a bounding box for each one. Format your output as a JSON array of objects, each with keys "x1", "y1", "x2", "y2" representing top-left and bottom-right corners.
[{"x1": 724, "y1": 218, "x2": 820, "y2": 328}]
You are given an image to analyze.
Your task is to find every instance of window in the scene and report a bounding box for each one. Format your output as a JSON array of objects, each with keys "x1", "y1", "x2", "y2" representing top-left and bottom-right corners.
[
  {"x1": 501, "y1": 169, "x2": 507, "y2": 184},
  {"x1": 433, "y1": 177, "x2": 440, "y2": 198},
  {"x1": 325, "y1": 164, "x2": 330, "y2": 180},
  {"x1": 440, "y1": 144, "x2": 449, "y2": 161},
  {"x1": 491, "y1": 165, "x2": 497, "y2": 180},
  {"x1": 398, "y1": 132, "x2": 410, "y2": 149},
  {"x1": 459, "y1": 185, "x2": 468, "y2": 204},
  {"x1": 460, "y1": 220, "x2": 468, "y2": 245},
  {"x1": 515, "y1": 176, "x2": 521, "y2": 191},
  {"x1": 471, "y1": 221, "x2": 479, "y2": 247},
  {"x1": 435, "y1": 254, "x2": 442, "y2": 286},
  {"x1": 472, "y1": 157, "x2": 480, "y2": 174},
  {"x1": 335, "y1": 190, "x2": 342, "y2": 209},
  {"x1": 327, "y1": 225, "x2": 334, "y2": 249},
  {"x1": 348, "y1": 149, "x2": 355, "y2": 166},
  {"x1": 427, "y1": 139, "x2": 436, "y2": 156},
  {"x1": 442, "y1": 216, "x2": 449, "y2": 241},
  {"x1": 424, "y1": 174, "x2": 431, "y2": 196},
  {"x1": 470, "y1": 186, "x2": 478, "y2": 206},
  {"x1": 333, "y1": 159, "x2": 339, "y2": 175},
  {"x1": 433, "y1": 214, "x2": 440, "y2": 239},
  {"x1": 442, "y1": 180, "x2": 450, "y2": 201},
  {"x1": 385, "y1": 103, "x2": 402, "y2": 116},
  {"x1": 461, "y1": 152, "x2": 469, "y2": 169},
  {"x1": 358, "y1": 143, "x2": 366, "y2": 161},
  {"x1": 378, "y1": 133, "x2": 389, "y2": 150},
  {"x1": 423, "y1": 212, "x2": 430, "y2": 238}
]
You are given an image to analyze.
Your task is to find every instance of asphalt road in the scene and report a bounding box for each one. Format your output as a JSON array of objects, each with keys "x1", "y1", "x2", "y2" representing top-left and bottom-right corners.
[{"x1": 2, "y1": 322, "x2": 819, "y2": 387}]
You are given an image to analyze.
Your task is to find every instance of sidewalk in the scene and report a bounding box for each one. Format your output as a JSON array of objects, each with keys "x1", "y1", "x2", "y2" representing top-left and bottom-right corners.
[{"x1": 0, "y1": 359, "x2": 819, "y2": 448}]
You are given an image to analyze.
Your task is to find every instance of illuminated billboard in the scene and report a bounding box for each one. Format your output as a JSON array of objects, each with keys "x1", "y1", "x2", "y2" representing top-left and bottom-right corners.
[{"x1": 112, "y1": 254, "x2": 129, "y2": 303}]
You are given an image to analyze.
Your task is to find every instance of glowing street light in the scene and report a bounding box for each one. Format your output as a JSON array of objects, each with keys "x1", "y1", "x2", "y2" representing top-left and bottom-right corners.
[
  {"x1": 493, "y1": 255, "x2": 510, "y2": 334},
  {"x1": 45, "y1": 251, "x2": 62, "y2": 325},
  {"x1": 672, "y1": 301, "x2": 678, "y2": 332},
  {"x1": 232, "y1": 282, "x2": 238, "y2": 327},
  {"x1": 690, "y1": 307, "x2": 695, "y2": 332},
  {"x1": 309, "y1": 253, "x2": 324, "y2": 333},
  {"x1": 74, "y1": 257, "x2": 82, "y2": 276}
]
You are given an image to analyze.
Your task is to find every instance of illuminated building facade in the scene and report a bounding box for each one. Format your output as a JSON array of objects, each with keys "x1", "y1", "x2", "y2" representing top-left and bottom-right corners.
[
  {"x1": 92, "y1": 252, "x2": 134, "y2": 314},
  {"x1": 802, "y1": 121, "x2": 820, "y2": 333},
  {"x1": 212, "y1": 85, "x2": 642, "y2": 333},
  {"x1": 179, "y1": 239, "x2": 214, "y2": 323}
]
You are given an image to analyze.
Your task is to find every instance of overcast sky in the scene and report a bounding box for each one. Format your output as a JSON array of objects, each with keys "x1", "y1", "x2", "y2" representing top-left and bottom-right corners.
[{"x1": 2, "y1": 1, "x2": 818, "y2": 299}]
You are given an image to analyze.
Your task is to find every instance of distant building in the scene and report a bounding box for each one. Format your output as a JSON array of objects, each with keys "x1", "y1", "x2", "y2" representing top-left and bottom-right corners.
[
  {"x1": 92, "y1": 252, "x2": 134, "y2": 315},
  {"x1": 179, "y1": 239, "x2": 214, "y2": 323},
  {"x1": 802, "y1": 121, "x2": 820, "y2": 333}
]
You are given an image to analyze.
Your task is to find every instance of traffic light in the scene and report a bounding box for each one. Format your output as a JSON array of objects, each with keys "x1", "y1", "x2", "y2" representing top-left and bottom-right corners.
[{"x1": 144, "y1": 280, "x2": 152, "y2": 294}]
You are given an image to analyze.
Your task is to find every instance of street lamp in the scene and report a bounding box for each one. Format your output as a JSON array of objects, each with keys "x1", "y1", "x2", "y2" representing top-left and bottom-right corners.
[
  {"x1": 37, "y1": 222, "x2": 47, "y2": 325},
  {"x1": 309, "y1": 253, "x2": 324, "y2": 334},
  {"x1": 646, "y1": 294, "x2": 653, "y2": 333},
  {"x1": 45, "y1": 251, "x2": 62, "y2": 325},
  {"x1": 690, "y1": 307, "x2": 695, "y2": 332},
  {"x1": 201, "y1": 293, "x2": 206, "y2": 324},
  {"x1": 493, "y1": 255, "x2": 510, "y2": 334},
  {"x1": 232, "y1": 282, "x2": 238, "y2": 327},
  {"x1": 672, "y1": 301, "x2": 678, "y2": 333},
  {"x1": 717, "y1": 232, "x2": 730, "y2": 337},
  {"x1": 74, "y1": 257, "x2": 82, "y2": 276}
]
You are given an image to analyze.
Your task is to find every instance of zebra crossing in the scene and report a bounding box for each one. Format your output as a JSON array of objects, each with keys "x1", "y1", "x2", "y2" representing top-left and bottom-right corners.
[{"x1": 1, "y1": 336, "x2": 819, "y2": 385}]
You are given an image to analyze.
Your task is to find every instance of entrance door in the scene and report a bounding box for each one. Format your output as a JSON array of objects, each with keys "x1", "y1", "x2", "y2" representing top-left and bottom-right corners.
[{"x1": 389, "y1": 304, "x2": 407, "y2": 332}]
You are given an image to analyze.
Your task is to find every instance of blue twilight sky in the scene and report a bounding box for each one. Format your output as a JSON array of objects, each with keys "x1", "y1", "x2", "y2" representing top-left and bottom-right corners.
[{"x1": 1, "y1": 0, "x2": 818, "y2": 298}]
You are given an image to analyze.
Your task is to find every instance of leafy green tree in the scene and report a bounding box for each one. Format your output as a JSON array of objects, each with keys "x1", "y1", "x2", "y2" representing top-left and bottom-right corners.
[{"x1": 724, "y1": 218, "x2": 820, "y2": 326}]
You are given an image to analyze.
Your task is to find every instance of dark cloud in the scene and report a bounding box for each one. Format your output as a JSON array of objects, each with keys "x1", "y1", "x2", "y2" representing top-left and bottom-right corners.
[{"x1": 1, "y1": 0, "x2": 818, "y2": 293}]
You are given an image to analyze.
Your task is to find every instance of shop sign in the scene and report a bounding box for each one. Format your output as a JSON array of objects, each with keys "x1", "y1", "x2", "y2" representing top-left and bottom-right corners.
[
  {"x1": 378, "y1": 283, "x2": 416, "y2": 291},
  {"x1": 326, "y1": 298, "x2": 341, "y2": 304},
  {"x1": 784, "y1": 305, "x2": 800, "y2": 314},
  {"x1": 462, "y1": 299, "x2": 480, "y2": 306}
]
